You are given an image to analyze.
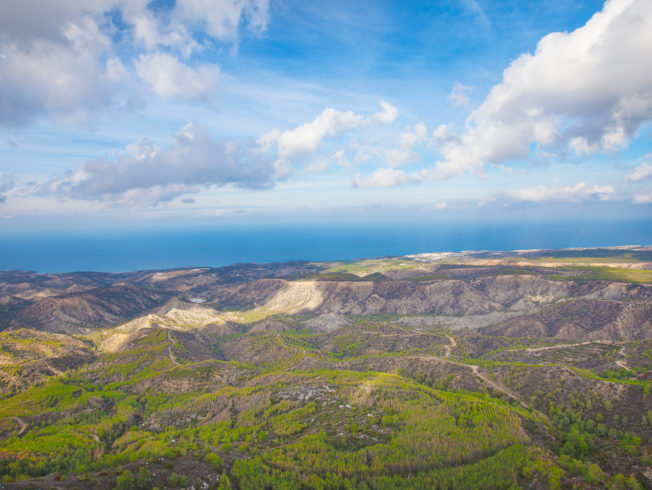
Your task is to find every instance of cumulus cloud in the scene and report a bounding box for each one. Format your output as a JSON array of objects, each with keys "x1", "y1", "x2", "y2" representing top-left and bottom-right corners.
[
  {"x1": 277, "y1": 108, "x2": 364, "y2": 158},
  {"x1": 431, "y1": 0, "x2": 652, "y2": 178},
  {"x1": 260, "y1": 101, "x2": 398, "y2": 165},
  {"x1": 373, "y1": 100, "x2": 399, "y2": 123},
  {"x1": 260, "y1": 108, "x2": 365, "y2": 162},
  {"x1": 0, "y1": 26, "x2": 113, "y2": 126},
  {"x1": 128, "y1": 10, "x2": 197, "y2": 56},
  {"x1": 0, "y1": 0, "x2": 271, "y2": 125},
  {"x1": 505, "y1": 182, "x2": 615, "y2": 202},
  {"x1": 40, "y1": 124, "x2": 276, "y2": 205},
  {"x1": 135, "y1": 53, "x2": 220, "y2": 100},
  {"x1": 384, "y1": 122, "x2": 428, "y2": 167},
  {"x1": 626, "y1": 162, "x2": 652, "y2": 182},
  {"x1": 307, "y1": 149, "x2": 350, "y2": 173}
]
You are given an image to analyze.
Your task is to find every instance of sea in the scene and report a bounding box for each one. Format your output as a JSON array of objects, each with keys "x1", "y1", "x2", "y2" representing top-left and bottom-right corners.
[{"x1": 1, "y1": 220, "x2": 651, "y2": 273}]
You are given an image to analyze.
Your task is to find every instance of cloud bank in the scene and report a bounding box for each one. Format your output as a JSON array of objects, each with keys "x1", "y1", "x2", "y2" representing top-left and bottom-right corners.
[
  {"x1": 40, "y1": 124, "x2": 276, "y2": 206},
  {"x1": 505, "y1": 182, "x2": 615, "y2": 203},
  {"x1": 36, "y1": 101, "x2": 398, "y2": 205}
]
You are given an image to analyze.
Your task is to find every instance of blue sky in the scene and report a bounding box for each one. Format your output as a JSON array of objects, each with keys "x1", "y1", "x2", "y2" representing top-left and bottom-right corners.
[{"x1": 0, "y1": 0, "x2": 651, "y2": 230}]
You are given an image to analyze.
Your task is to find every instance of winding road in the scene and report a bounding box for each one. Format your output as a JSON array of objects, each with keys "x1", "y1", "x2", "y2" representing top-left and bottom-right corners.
[
  {"x1": 167, "y1": 330, "x2": 180, "y2": 366},
  {"x1": 407, "y1": 332, "x2": 550, "y2": 420},
  {"x1": 13, "y1": 416, "x2": 27, "y2": 435},
  {"x1": 615, "y1": 344, "x2": 630, "y2": 371}
]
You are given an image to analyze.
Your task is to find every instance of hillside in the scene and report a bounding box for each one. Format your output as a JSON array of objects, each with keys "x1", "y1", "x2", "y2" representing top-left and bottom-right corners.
[{"x1": 0, "y1": 247, "x2": 651, "y2": 489}]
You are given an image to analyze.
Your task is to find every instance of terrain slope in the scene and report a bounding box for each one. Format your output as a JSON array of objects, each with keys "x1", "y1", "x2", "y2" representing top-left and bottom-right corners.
[{"x1": 0, "y1": 247, "x2": 651, "y2": 489}]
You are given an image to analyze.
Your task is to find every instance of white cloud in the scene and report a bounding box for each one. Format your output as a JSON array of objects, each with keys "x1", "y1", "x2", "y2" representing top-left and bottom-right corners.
[
  {"x1": 40, "y1": 124, "x2": 276, "y2": 205},
  {"x1": 400, "y1": 122, "x2": 427, "y2": 148},
  {"x1": 0, "y1": 5, "x2": 130, "y2": 124},
  {"x1": 306, "y1": 149, "x2": 350, "y2": 173},
  {"x1": 384, "y1": 122, "x2": 428, "y2": 167},
  {"x1": 305, "y1": 159, "x2": 332, "y2": 173},
  {"x1": 263, "y1": 106, "x2": 422, "y2": 173},
  {"x1": 174, "y1": 0, "x2": 270, "y2": 40},
  {"x1": 373, "y1": 100, "x2": 399, "y2": 123},
  {"x1": 0, "y1": 37, "x2": 113, "y2": 126},
  {"x1": 505, "y1": 182, "x2": 615, "y2": 202},
  {"x1": 128, "y1": 11, "x2": 198, "y2": 56},
  {"x1": 626, "y1": 162, "x2": 652, "y2": 182},
  {"x1": 353, "y1": 168, "x2": 419, "y2": 188},
  {"x1": 0, "y1": 0, "x2": 269, "y2": 48},
  {"x1": 106, "y1": 58, "x2": 130, "y2": 83},
  {"x1": 126, "y1": 139, "x2": 160, "y2": 160},
  {"x1": 108, "y1": 184, "x2": 202, "y2": 207},
  {"x1": 448, "y1": 82, "x2": 473, "y2": 108},
  {"x1": 633, "y1": 193, "x2": 652, "y2": 203},
  {"x1": 332, "y1": 149, "x2": 350, "y2": 169},
  {"x1": 32, "y1": 100, "x2": 402, "y2": 206},
  {"x1": 0, "y1": 0, "x2": 271, "y2": 125},
  {"x1": 432, "y1": 0, "x2": 652, "y2": 178},
  {"x1": 263, "y1": 108, "x2": 365, "y2": 160},
  {"x1": 351, "y1": 144, "x2": 382, "y2": 165},
  {"x1": 62, "y1": 15, "x2": 112, "y2": 53},
  {"x1": 135, "y1": 53, "x2": 220, "y2": 100}
]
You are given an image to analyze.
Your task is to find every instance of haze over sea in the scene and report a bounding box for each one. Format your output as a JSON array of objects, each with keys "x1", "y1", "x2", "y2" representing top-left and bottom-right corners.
[{"x1": 1, "y1": 220, "x2": 651, "y2": 273}]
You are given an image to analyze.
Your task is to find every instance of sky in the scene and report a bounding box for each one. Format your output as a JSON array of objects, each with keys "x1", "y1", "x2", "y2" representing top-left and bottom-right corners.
[{"x1": 0, "y1": 0, "x2": 651, "y2": 230}]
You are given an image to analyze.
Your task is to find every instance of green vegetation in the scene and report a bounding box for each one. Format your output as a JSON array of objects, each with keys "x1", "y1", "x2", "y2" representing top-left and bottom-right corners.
[
  {"x1": 2, "y1": 328, "x2": 648, "y2": 489},
  {"x1": 1, "y1": 250, "x2": 651, "y2": 488},
  {"x1": 548, "y1": 266, "x2": 652, "y2": 284},
  {"x1": 324, "y1": 258, "x2": 425, "y2": 275}
]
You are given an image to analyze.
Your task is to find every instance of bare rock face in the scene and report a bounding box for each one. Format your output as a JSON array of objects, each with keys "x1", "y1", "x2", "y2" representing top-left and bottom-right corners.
[
  {"x1": 305, "y1": 313, "x2": 352, "y2": 333},
  {"x1": 291, "y1": 280, "x2": 502, "y2": 316},
  {"x1": 470, "y1": 275, "x2": 579, "y2": 310},
  {"x1": 484, "y1": 293, "x2": 652, "y2": 340},
  {"x1": 9, "y1": 283, "x2": 171, "y2": 334},
  {"x1": 0, "y1": 255, "x2": 651, "y2": 341}
]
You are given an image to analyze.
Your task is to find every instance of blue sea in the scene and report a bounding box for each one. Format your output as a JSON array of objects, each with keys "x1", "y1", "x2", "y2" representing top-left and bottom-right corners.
[{"x1": 1, "y1": 221, "x2": 651, "y2": 273}]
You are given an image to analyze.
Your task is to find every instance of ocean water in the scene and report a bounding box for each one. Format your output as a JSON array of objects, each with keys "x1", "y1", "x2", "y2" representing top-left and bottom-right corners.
[{"x1": 1, "y1": 221, "x2": 651, "y2": 273}]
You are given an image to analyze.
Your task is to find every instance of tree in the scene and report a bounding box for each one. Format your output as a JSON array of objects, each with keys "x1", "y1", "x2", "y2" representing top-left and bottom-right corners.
[
  {"x1": 205, "y1": 453, "x2": 223, "y2": 472},
  {"x1": 217, "y1": 474, "x2": 232, "y2": 489},
  {"x1": 136, "y1": 466, "x2": 152, "y2": 488},
  {"x1": 115, "y1": 470, "x2": 136, "y2": 490},
  {"x1": 584, "y1": 464, "x2": 605, "y2": 486}
]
